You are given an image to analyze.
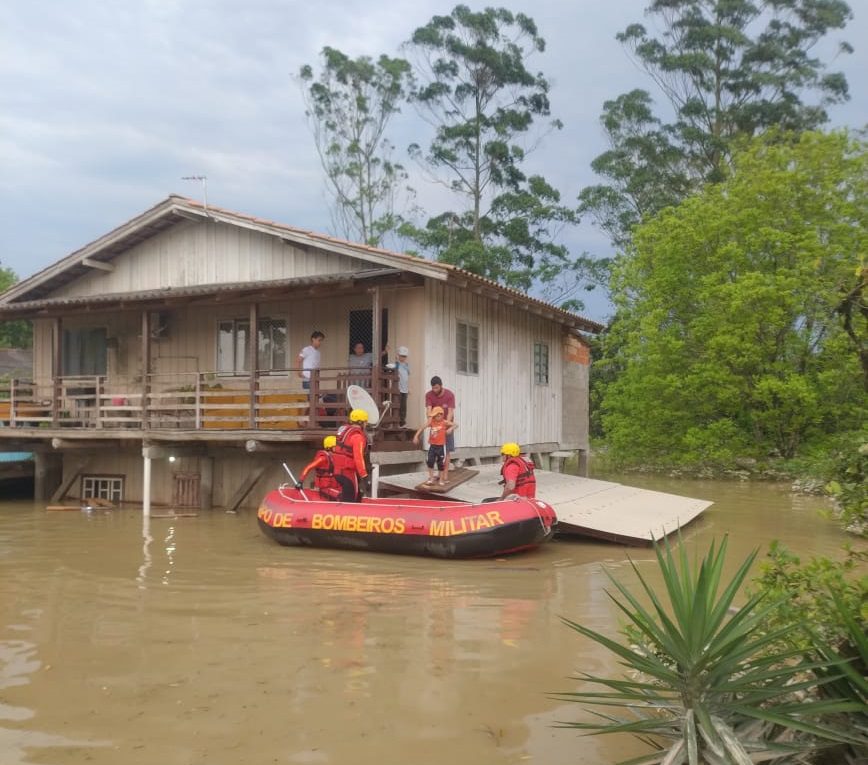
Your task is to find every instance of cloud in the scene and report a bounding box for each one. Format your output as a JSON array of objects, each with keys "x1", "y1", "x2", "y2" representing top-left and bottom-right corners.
[{"x1": 1, "y1": 0, "x2": 865, "y2": 323}]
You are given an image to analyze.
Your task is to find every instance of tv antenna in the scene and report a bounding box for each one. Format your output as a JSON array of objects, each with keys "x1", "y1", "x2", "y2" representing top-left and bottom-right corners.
[{"x1": 181, "y1": 175, "x2": 208, "y2": 215}]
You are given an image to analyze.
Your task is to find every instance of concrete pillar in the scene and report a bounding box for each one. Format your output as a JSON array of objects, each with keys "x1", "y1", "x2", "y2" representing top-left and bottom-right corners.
[
  {"x1": 34, "y1": 452, "x2": 63, "y2": 501},
  {"x1": 577, "y1": 449, "x2": 589, "y2": 477}
]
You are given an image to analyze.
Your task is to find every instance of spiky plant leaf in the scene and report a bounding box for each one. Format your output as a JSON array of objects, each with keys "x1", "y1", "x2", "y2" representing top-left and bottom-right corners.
[{"x1": 555, "y1": 533, "x2": 865, "y2": 764}]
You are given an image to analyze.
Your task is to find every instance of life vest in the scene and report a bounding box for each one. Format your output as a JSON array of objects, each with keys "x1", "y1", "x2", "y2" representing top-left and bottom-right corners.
[
  {"x1": 334, "y1": 424, "x2": 370, "y2": 480},
  {"x1": 501, "y1": 456, "x2": 536, "y2": 498},
  {"x1": 312, "y1": 450, "x2": 341, "y2": 500}
]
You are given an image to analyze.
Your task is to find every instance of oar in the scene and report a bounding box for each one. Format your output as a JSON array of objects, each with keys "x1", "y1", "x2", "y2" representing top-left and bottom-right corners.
[{"x1": 282, "y1": 462, "x2": 309, "y2": 501}]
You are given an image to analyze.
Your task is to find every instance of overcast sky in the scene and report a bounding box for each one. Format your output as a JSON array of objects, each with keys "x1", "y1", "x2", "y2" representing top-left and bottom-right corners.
[{"x1": 1, "y1": 0, "x2": 865, "y2": 321}]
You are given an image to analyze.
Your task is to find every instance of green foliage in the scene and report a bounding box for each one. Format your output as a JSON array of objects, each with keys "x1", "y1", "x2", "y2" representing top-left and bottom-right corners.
[
  {"x1": 0, "y1": 267, "x2": 32, "y2": 349},
  {"x1": 299, "y1": 47, "x2": 414, "y2": 245},
  {"x1": 824, "y1": 431, "x2": 868, "y2": 536},
  {"x1": 580, "y1": 0, "x2": 853, "y2": 248},
  {"x1": 751, "y1": 543, "x2": 868, "y2": 762},
  {"x1": 751, "y1": 542, "x2": 867, "y2": 649},
  {"x1": 557, "y1": 536, "x2": 863, "y2": 764},
  {"x1": 601, "y1": 130, "x2": 867, "y2": 468},
  {"x1": 403, "y1": 5, "x2": 596, "y2": 305}
]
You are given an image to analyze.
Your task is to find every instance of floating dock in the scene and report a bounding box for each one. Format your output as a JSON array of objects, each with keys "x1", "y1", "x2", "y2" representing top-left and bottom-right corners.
[{"x1": 379, "y1": 465, "x2": 712, "y2": 546}]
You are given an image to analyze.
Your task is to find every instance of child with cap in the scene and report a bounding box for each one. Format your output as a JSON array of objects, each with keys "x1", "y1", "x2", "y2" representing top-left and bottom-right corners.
[
  {"x1": 412, "y1": 406, "x2": 457, "y2": 486},
  {"x1": 385, "y1": 346, "x2": 410, "y2": 427}
]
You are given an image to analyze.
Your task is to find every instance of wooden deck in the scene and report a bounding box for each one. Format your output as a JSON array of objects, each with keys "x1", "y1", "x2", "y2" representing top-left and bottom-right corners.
[{"x1": 380, "y1": 465, "x2": 712, "y2": 546}]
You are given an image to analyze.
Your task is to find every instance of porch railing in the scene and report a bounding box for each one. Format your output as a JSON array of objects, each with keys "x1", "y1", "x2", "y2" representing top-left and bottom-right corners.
[{"x1": 0, "y1": 367, "x2": 404, "y2": 433}]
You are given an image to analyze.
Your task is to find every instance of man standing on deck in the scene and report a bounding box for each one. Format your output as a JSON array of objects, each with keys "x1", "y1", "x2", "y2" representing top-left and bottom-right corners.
[
  {"x1": 297, "y1": 330, "x2": 325, "y2": 390},
  {"x1": 425, "y1": 376, "x2": 456, "y2": 475}
]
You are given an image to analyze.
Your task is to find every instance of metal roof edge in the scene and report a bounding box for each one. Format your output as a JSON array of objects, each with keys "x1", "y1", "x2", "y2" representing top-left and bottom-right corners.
[{"x1": 0, "y1": 196, "x2": 182, "y2": 304}]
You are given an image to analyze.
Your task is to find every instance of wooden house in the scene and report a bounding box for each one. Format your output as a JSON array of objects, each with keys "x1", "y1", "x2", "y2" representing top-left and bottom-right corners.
[{"x1": 0, "y1": 196, "x2": 602, "y2": 511}]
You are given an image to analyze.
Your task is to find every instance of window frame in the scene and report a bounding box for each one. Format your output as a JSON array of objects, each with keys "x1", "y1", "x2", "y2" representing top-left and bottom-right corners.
[
  {"x1": 81, "y1": 474, "x2": 124, "y2": 502},
  {"x1": 533, "y1": 342, "x2": 550, "y2": 386},
  {"x1": 62, "y1": 326, "x2": 108, "y2": 377},
  {"x1": 456, "y1": 320, "x2": 480, "y2": 376},
  {"x1": 217, "y1": 317, "x2": 287, "y2": 376}
]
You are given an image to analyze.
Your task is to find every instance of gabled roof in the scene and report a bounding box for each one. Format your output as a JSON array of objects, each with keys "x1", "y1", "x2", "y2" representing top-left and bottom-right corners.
[{"x1": 0, "y1": 195, "x2": 603, "y2": 333}]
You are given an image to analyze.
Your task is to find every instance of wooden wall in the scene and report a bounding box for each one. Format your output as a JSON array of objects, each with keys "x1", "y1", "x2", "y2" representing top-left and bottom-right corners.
[
  {"x1": 422, "y1": 282, "x2": 567, "y2": 449},
  {"x1": 30, "y1": 287, "x2": 427, "y2": 400},
  {"x1": 52, "y1": 220, "x2": 371, "y2": 298}
]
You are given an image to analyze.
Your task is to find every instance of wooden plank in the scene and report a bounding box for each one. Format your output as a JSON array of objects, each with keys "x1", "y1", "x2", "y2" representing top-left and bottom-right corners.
[
  {"x1": 414, "y1": 467, "x2": 478, "y2": 494},
  {"x1": 381, "y1": 465, "x2": 712, "y2": 546},
  {"x1": 49, "y1": 458, "x2": 91, "y2": 503},
  {"x1": 226, "y1": 465, "x2": 267, "y2": 513}
]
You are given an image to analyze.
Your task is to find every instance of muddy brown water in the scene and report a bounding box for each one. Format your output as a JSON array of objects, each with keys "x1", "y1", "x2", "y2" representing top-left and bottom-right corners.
[{"x1": 0, "y1": 475, "x2": 852, "y2": 765}]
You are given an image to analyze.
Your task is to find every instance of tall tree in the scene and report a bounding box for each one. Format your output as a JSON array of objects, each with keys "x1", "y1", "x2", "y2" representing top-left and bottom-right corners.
[
  {"x1": 299, "y1": 48, "x2": 413, "y2": 246},
  {"x1": 580, "y1": 0, "x2": 853, "y2": 247},
  {"x1": 404, "y1": 5, "x2": 595, "y2": 301},
  {"x1": 601, "y1": 130, "x2": 866, "y2": 466}
]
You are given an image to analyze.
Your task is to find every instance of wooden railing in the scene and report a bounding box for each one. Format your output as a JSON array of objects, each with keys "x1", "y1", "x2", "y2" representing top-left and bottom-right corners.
[{"x1": 0, "y1": 367, "x2": 404, "y2": 434}]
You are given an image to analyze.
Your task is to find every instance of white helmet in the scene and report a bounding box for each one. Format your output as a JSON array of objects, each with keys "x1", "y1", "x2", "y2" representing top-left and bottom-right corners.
[{"x1": 397, "y1": 346, "x2": 409, "y2": 356}]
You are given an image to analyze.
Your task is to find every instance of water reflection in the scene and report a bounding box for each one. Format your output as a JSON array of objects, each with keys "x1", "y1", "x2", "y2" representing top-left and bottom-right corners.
[
  {"x1": 0, "y1": 481, "x2": 849, "y2": 765},
  {"x1": 136, "y1": 513, "x2": 152, "y2": 589}
]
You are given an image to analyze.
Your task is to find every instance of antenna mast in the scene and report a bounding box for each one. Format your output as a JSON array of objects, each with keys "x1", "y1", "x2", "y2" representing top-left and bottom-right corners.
[{"x1": 181, "y1": 175, "x2": 208, "y2": 215}]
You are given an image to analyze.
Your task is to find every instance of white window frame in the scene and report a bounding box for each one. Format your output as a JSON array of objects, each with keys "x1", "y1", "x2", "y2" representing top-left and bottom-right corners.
[
  {"x1": 81, "y1": 475, "x2": 124, "y2": 502},
  {"x1": 456, "y1": 321, "x2": 480, "y2": 375},
  {"x1": 217, "y1": 317, "x2": 287, "y2": 375},
  {"x1": 534, "y1": 342, "x2": 550, "y2": 385}
]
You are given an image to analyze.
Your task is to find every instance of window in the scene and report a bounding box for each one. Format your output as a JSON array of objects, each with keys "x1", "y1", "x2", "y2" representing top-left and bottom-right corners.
[
  {"x1": 258, "y1": 318, "x2": 287, "y2": 371},
  {"x1": 81, "y1": 475, "x2": 124, "y2": 502},
  {"x1": 63, "y1": 328, "x2": 107, "y2": 376},
  {"x1": 348, "y1": 309, "x2": 389, "y2": 358},
  {"x1": 456, "y1": 322, "x2": 479, "y2": 374},
  {"x1": 534, "y1": 343, "x2": 549, "y2": 385},
  {"x1": 218, "y1": 318, "x2": 286, "y2": 374}
]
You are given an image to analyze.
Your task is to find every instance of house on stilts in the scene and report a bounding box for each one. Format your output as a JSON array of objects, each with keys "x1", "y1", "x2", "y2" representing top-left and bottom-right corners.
[{"x1": 0, "y1": 195, "x2": 602, "y2": 511}]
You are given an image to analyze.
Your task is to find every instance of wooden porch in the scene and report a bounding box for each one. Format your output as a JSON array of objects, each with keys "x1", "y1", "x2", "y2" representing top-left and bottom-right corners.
[{"x1": 0, "y1": 366, "x2": 412, "y2": 448}]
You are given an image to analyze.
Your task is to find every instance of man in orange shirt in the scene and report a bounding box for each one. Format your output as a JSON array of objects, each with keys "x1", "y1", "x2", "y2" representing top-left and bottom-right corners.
[
  {"x1": 333, "y1": 409, "x2": 371, "y2": 501},
  {"x1": 412, "y1": 406, "x2": 457, "y2": 486},
  {"x1": 299, "y1": 435, "x2": 343, "y2": 501},
  {"x1": 499, "y1": 442, "x2": 536, "y2": 498}
]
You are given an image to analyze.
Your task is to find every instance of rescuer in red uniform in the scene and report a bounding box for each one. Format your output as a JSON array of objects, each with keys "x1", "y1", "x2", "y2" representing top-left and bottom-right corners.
[
  {"x1": 499, "y1": 442, "x2": 536, "y2": 499},
  {"x1": 298, "y1": 435, "x2": 343, "y2": 500},
  {"x1": 333, "y1": 408, "x2": 371, "y2": 502}
]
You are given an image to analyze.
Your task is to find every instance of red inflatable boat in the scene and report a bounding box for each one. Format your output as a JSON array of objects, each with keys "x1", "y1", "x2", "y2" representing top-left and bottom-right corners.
[{"x1": 257, "y1": 487, "x2": 557, "y2": 559}]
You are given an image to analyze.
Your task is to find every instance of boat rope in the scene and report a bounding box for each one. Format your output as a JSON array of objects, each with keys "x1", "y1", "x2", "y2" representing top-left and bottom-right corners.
[{"x1": 530, "y1": 498, "x2": 549, "y2": 532}]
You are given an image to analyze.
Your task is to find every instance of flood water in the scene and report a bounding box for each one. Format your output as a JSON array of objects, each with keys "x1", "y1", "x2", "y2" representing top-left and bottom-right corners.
[{"x1": 0, "y1": 474, "x2": 853, "y2": 765}]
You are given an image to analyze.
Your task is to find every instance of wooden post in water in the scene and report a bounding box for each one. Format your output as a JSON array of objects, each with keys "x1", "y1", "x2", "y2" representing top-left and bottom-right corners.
[
  {"x1": 52, "y1": 317, "x2": 62, "y2": 426},
  {"x1": 371, "y1": 286, "x2": 381, "y2": 404},
  {"x1": 141, "y1": 311, "x2": 151, "y2": 430},
  {"x1": 248, "y1": 302, "x2": 259, "y2": 429}
]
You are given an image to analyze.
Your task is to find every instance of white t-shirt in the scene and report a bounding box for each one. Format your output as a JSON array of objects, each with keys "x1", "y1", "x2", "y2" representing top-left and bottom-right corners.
[{"x1": 298, "y1": 345, "x2": 321, "y2": 380}]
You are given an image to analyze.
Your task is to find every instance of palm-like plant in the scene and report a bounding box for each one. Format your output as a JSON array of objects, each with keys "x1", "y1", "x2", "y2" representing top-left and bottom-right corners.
[
  {"x1": 809, "y1": 592, "x2": 868, "y2": 764},
  {"x1": 555, "y1": 536, "x2": 863, "y2": 765}
]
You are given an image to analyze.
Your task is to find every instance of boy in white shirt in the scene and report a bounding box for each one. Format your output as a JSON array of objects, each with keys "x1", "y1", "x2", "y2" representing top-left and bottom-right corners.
[{"x1": 297, "y1": 330, "x2": 325, "y2": 390}]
